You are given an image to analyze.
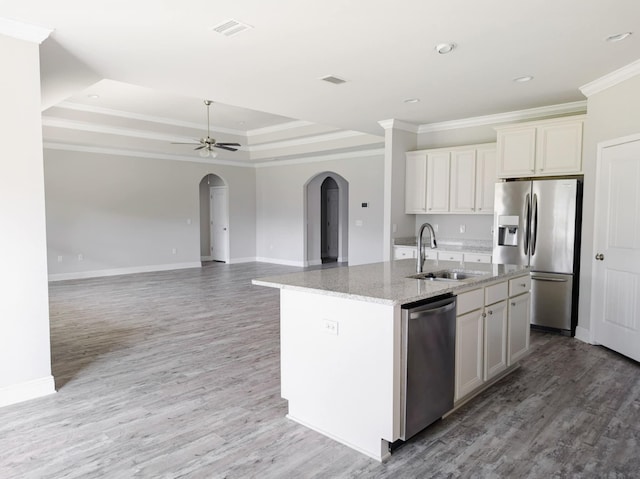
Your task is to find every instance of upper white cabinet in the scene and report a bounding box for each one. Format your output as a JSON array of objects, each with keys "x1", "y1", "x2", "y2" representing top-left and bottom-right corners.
[
  {"x1": 495, "y1": 116, "x2": 585, "y2": 178},
  {"x1": 405, "y1": 143, "x2": 497, "y2": 215}
]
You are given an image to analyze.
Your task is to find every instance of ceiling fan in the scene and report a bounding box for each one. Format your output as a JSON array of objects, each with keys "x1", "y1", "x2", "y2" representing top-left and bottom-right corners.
[{"x1": 172, "y1": 100, "x2": 241, "y2": 157}]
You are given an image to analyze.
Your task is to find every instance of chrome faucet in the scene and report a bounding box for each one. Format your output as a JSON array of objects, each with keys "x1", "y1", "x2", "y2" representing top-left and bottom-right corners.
[{"x1": 417, "y1": 222, "x2": 437, "y2": 273}]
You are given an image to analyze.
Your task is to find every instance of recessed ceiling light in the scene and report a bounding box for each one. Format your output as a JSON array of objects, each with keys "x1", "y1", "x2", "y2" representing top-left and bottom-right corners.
[
  {"x1": 513, "y1": 76, "x2": 534, "y2": 83},
  {"x1": 87, "y1": 94, "x2": 100, "y2": 99},
  {"x1": 606, "y1": 32, "x2": 632, "y2": 43},
  {"x1": 435, "y1": 43, "x2": 456, "y2": 54},
  {"x1": 404, "y1": 98, "x2": 420, "y2": 104}
]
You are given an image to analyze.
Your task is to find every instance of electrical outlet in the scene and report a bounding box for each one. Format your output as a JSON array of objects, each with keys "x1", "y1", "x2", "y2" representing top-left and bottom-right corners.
[
  {"x1": 459, "y1": 224, "x2": 466, "y2": 233},
  {"x1": 57, "y1": 255, "x2": 63, "y2": 263},
  {"x1": 434, "y1": 224, "x2": 439, "y2": 232},
  {"x1": 77, "y1": 253, "x2": 84, "y2": 261},
  {"x1": 322, "y1": 319, "x2": 339, "y2": 336},
  {"x1": 172, "y1": 248, "x2": 177, "y2": 255}
]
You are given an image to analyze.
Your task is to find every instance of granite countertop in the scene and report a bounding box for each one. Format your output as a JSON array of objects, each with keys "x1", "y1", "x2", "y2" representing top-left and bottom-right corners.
[
  {"x1": 253, "y1": 259, "x2": 528, "y2": 306},
  {"x1": 393, "y1": 237, "x2": 493, "y2": 255}
]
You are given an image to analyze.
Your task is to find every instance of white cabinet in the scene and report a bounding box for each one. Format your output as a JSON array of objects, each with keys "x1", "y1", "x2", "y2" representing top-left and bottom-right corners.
[
  {"x1": 455, "y1": 274, "x2": 529, "y2": 402},
  {"x1": 507, "y1": 275, "x2": 531, "y2": 364},
  {"x1": 438, "y1": 251, "x2": 463, "y2": 262},
  {"x1": 393, "y1": 245, "x2": 417, "y2": 260},
  {"x1": 405, "y1": 152, "x2": 428, "y2": 214},
  {"x1": 463, "y1": 252, "x2": 492, "y2": 264},
  {"x1": 475, "y1": 146, "x2": 497, "y2": 213},
  {"x1": 496, "y1": 116, "x2": 584, "y2": 178},
  {"x1": 426, "y1": 151, "x2": 450, "y2": 213},
  {"x1": 449, "y1": 149, "x2": 476, "y2": 213},
  {"x1": 405, "y1": 143, "x2": 496, "y2": 214}
]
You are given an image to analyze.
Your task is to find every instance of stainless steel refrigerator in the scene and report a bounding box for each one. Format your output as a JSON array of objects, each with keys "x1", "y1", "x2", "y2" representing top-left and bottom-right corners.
[{"x1": 493, "y1": 178, "x2": 582, "y2": 335}]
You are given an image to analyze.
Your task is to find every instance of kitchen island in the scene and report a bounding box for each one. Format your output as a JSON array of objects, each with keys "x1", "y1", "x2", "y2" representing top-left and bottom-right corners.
[{"x1": 253, "y1": 259, "x2": 530, "y2": 461}]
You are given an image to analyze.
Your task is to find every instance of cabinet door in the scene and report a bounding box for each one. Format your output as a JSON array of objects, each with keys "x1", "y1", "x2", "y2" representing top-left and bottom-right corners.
[
  {"x1": 455, "y1": 309, "x2": 484, "y2": 401},
  {"x1": 484, "y1": 300, "x2": 508, "y2": 381},
  {"x1": 475, "y1": 147, "x2": 497, "y2": 213},
  {"x1": 405, "y1": 153, "x2": 428, "y2": 213},
  {"x1": 497, "y1": 126, "x2": 536, "y2": 178},
  {"x1": 508, "y1": 292, "x2": 531, "y2": 365},
  {"x1": 535, "y1": 121, "x2": 583, "y2": 175},
  {"x1": 426, "y1": 151, "x2": 450, "y2": 213},
  {"x1": 449, "y1": 149, "x2": 476, "y2": 213}
]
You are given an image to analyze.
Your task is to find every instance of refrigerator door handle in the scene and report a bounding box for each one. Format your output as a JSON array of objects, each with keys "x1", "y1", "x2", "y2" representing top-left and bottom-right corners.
[
  {"x1": 523, "y1": 193, "x2": 530, "y2": 255},
  {"x1": 531, "y1": 193, "x2": 538, "y2": 256},
  {"x1": 532, "y1": 277, "x2": 569, "y2": 283}
]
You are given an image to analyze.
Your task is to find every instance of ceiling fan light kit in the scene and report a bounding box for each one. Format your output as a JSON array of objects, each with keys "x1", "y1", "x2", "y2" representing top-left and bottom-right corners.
[{"x1": 172, "y1": 100, "x2": 242, "y2": 156}]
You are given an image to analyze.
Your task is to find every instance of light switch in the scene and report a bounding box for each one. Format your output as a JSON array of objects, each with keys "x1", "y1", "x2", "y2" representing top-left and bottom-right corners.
[{"x1": 355, "y1": 220, "x2": 363, "y2": 227}]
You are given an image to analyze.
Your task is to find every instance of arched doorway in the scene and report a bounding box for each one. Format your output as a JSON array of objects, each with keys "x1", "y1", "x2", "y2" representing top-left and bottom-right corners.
[
  {"x1": 199, "y1": 174, "x2": 229, "y2": 263},
  {"x1": 304, "y1": 172, "x2": 349, "y2": 266},
  {"x1": 321, "y1": 177, "x2": 339, "y2": 263}
]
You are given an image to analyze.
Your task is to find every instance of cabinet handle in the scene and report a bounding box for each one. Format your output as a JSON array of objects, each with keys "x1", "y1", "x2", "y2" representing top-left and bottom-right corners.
[
  {"x1": 482, "y1": 312, "x2": 486, "y2": 318},
  {"x1": 511, "y1": 302, "x2": 516, "y2": 306},
  {"x1": 477, "y1": 259, "x2": 481, "y2": 262},
  {"x1": 488, "y1": 310, "x2": 493, "y2": 315},
  {"x1": 478, "y1": 207, "x2": 482, "y2": 211},
  {"x1": 520, "y1": 283, "x2": 526, "y2": 287}
]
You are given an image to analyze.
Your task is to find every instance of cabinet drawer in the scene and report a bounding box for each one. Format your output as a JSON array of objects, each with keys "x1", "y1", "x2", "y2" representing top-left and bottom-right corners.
[
  {"x1": 423, "y1": 250, "x2": 438, "y2": 260},
  {"x1": 485, "y1": 281, "x2": 508, "y2": 305},
  {"x1": 438, "y1": 251, "x2": 463, "y2": 262},
  {"x1": 457, "y1": 289, "x2": 484, "y2": 315},
  {"x1": 394, "y1": 246, "x2": 416, "y2": 260},
  {"x1": 463, "y1": 253, "x2": 492, "y2": 264},
  {"x1": 509, "y1": 275, "x2": 531, "y2": 296}
]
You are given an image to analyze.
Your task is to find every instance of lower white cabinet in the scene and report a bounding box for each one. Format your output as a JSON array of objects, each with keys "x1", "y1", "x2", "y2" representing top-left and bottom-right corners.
[
  {"x1": 508, "y1": 291, "x2": 531, "y2": 364},
  {"x1": 455, "y1": 274, "x2": 530, "y2": 403},
  {"x1": 393, "y1": 245, "x2": 416, "y2": 260}
]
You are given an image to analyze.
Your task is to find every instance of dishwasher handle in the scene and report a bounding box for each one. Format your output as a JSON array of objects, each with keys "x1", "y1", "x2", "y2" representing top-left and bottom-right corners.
[{"x1": 408, "y1": 302, "x2": 456, "y2": 320}]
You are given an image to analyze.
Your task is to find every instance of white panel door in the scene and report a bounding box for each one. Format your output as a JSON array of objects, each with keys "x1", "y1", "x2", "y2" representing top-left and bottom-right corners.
[
  {"x1": 593, "y1": 139, "x2": 640, "y2": 362},
  {"x1": 455, "y1": 309, "x2": 483, "y2": 401},
  {"x1": 210, "y1": 186, "x2": 229, "y2": 262},
  {"x1": 484, "y1": 300, "x2": 508, "y2": 381},
  {"x1": 405, "y1": 153, "x2": 427, "y2": 213}
]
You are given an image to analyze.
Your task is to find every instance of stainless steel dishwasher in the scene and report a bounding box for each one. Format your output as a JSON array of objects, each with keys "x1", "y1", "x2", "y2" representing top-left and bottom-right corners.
[{"x1": 400, "y1": 293, "x2": 456, "y2": 441}]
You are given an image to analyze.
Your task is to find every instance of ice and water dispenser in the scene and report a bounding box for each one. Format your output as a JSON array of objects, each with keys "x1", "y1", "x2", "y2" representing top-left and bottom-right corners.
[{"x1": 497, "y1": 215, "x2": 519, "y2": 246}]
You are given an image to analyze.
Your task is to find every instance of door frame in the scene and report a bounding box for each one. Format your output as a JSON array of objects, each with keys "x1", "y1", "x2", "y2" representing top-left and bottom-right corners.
[
  {"x1": 589, "y1": 131, "x2": 640, "y2": 345},
  {"x1": 303, "y1": 172, "x2": 349, "y2": 267}
]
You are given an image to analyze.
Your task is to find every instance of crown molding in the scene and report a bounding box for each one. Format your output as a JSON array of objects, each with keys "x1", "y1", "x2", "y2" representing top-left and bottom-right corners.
[
  {"x1": 378, "y1": 119, "x2": 419, "y2": 133},
  {"x1": 253, "y1": 148, "x2": 385, "y2": 168},
  {"x1": 580, "y1": 58, "x2": 640, "y2": 98},
  {"x1": 0, "y1": 17, "x2": 52, "y2": 44},
  {"x1": 43, "y1": 142, "x2": 253, "y2": 168},
  {"x1": 249, "y1": 130, "x2": 370, "y2": 151},
  {"x1": 42, "y1": 116, "x2": 202, "y2": 144},
  {"x1": 417, "y1": 101, "x2": 588, "y2": 134},
  {"x1": 247, "y1": 120, "x2": 316, "y2": 136},
  {"x1": 56, "y1": 101, "x2": 245, "y2": 137}
]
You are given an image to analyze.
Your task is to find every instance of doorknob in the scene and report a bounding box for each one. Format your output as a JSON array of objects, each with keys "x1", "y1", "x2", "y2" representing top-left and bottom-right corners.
[{"x1": 595, "y1": 253, "x2": 604, "y2": 261}]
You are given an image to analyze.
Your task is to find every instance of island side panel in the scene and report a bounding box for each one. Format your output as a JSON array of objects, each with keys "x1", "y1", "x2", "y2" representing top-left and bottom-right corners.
[{"x1": 280, "y1": 289, "x2": 400, "y2": 461}]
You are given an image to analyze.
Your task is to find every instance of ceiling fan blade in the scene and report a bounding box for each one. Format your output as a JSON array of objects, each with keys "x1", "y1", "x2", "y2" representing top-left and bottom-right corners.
[
  {"x1": 215, "y1": 142, "x2": 242, "y2": 147},
  {"x1": 214, "y1": 145, "x2": 238, "y2": 152},
  {"x1": 171, "y1": 142, "x2": 200, "y2": 145},
  {"x1": 194, "y1": 145, "x2": 207, "y2": 150}
]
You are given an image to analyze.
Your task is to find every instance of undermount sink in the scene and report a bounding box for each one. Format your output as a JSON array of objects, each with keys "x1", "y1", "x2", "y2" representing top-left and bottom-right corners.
[{"x1": 407, "y1": 270, "x2": 485, "y2": 282}]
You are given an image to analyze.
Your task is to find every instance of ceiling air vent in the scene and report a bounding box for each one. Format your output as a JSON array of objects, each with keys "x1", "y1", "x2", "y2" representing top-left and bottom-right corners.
[
  {"x1": 320, "y1": 75, "x2": 348, "y2": 85},
  {"x1": 211, "y1": 19, "x2": 253, "y2": 37}
]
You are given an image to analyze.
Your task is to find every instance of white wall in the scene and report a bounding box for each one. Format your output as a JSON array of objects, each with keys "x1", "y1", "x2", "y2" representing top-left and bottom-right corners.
[
  {"x1": 0, "y1": 34, "x2": 54, "y2": 406},
  {"x1": 577, "y1": 73, "x2": 640, "y2": 336},
  {"x1": 256, "y1": 153, "x2": 385, "y2": 266},
  {"x1": 44, "y1": 149, "x2": 257, "y2": 278}
]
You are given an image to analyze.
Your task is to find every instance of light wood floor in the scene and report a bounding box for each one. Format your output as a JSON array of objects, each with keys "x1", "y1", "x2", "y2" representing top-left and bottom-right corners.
[{"x1": 1, "y1": 262, "x2": 638, "y2": 478}]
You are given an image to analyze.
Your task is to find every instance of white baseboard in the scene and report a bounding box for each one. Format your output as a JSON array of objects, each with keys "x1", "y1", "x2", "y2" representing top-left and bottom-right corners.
[
  {"x1": 306, "y1": 259, "x2": 322, "y2": 267},
  {"x1": 227, "y1": 257, "x2": 257, "y2": 264},
  {"x1": 48, "y1": 262, "x2": 202, "y2": 281},
  {"x1": 574, "y1": 326, "x2": 593, "y2": 344},
  {"x1": 0, "y1": 376, "x2": 56, "y2": 408},
  {"x1": 255, "y1": 257, "x2": 306, "y2": 267},
  {"x1": 201, "y1": 256, "x2": 213, "y2": 261}
]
